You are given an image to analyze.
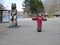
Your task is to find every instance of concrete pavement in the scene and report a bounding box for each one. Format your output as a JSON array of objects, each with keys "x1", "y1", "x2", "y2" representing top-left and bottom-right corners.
[{"x1": 0, "y1": 17, "x2": 60, "y2": 45}]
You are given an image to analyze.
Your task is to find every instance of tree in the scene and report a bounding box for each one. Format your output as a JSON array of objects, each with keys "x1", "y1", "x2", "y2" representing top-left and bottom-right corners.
[
  {"x1": 22, "y1": 0, "x2": 30, "y2": 13},
  {"x1": 22, "y1": 0, "x2": 44, "y2": 16}
]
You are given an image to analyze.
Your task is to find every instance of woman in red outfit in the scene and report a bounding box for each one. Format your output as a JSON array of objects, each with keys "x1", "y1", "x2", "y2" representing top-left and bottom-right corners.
[{"x1": 32, "y1": 13, "x2": 47, "y2": 32}]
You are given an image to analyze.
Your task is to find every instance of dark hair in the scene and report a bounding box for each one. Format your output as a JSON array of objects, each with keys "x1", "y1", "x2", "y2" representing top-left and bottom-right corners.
[{"x1": 11, "y1": 3, "x2": 16, "y2": 10}]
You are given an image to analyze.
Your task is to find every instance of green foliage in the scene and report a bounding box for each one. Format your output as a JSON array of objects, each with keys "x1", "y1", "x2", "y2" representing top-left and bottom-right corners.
[{"x1": 22, "y1": 0, "x2": 44, "y2": 14}]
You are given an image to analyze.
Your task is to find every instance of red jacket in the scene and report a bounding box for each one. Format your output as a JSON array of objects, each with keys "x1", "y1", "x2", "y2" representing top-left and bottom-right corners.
[{"x1": 32, "y1": 16, "x2": 47, "y2": 28}]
